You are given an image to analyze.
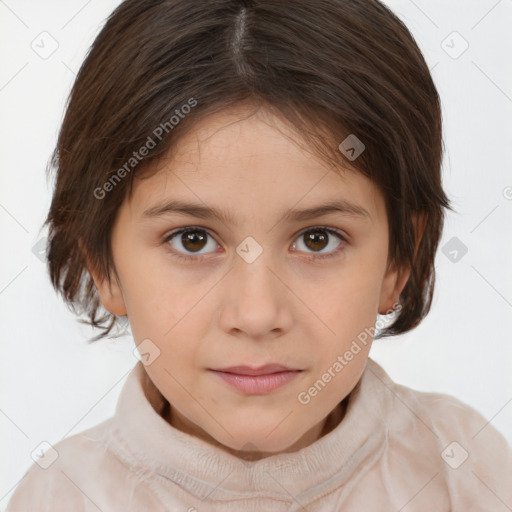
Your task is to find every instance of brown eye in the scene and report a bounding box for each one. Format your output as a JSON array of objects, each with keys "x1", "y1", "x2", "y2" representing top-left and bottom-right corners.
[
  {"x1": 304, "y1": 229, "x2": 329, "y2": 251},
  {"x1": 293, "y1": 227, "x2": 346, "y2": 258},
  {"x1": 164, "y1": 228, "x2": 219, "y2": 258},
  {"x1": 181, "y1": 230, "x2": 208, "y2": 252}
]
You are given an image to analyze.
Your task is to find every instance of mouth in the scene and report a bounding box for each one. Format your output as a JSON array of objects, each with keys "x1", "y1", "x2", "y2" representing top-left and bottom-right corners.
[
  {"x1": 212, "y1": 364, "x2": 301, "y2": 376},
  {"x1": 209, "y1": 364, "x2": 303, "y2": 394}
]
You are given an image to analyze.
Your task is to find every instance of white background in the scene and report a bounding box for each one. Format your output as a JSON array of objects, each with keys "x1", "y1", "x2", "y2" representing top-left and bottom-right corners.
[{"x1": 1, "y1": 0, "x2": 511, "y2": 508}]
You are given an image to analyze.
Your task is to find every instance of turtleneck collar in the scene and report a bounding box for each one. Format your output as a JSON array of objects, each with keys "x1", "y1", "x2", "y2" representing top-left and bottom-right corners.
[{"x1": 111, "y1": 358, "x2": 391, "y2": 503}]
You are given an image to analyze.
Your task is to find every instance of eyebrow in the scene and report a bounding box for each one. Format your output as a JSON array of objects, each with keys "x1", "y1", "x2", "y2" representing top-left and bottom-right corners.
[{"x1": 141, "y1": 198, "x2": 371, "y2": 225}]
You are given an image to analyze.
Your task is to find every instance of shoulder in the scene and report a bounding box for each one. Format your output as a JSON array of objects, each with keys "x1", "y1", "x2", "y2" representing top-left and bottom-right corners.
[
  {"x1": 6, "y1": 418, "x2": 121, "y2": 512},
  {"x1": 365, "y1": 358, "x2": 510, "y2": 447},
  {"x1": 365, "y1": 359, "x2": 512, "y2": 509},
  {"x1": 387, "y1": 371, "x2": 510, "y2": 455}
]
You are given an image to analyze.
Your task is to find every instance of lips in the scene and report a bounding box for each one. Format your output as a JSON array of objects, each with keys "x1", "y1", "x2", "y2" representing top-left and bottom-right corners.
[
  {"x1": 209, "y1": 364, "x2": 303, "y2": 394},
  {"x1": 212, "y1": 364, "x2": 299, "y2": 376}
]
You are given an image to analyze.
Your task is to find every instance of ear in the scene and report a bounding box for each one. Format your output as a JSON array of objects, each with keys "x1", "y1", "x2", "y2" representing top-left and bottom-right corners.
[
  {"x1": 378, "y1": 214, "x2": 427, "y2": 314},
  {"x1": 79, "y1": 238, "x2": 127, "y2": 316}
]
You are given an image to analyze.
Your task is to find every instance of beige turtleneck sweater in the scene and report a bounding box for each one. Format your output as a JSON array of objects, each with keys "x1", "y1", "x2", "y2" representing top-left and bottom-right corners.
[{"x1": 6, "y1": 358, "x2": 512, "y2": 511}]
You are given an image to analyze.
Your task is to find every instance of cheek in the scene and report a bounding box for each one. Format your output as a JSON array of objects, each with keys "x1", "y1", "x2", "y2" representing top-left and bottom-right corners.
[
  {"x1": 309, "y1": 281, "x2": 380, "y2": 382},
  {"x1": 119, "y1": 253, "x2": 185, "y2": 326},
  {"x1": 316, "y1": 272, "x2": 381, "y2": 333}
]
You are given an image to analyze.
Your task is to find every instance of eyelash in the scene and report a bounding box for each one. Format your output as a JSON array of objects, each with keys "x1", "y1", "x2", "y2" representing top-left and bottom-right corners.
[{"x1": 162, "y1": 226, "x2": 347, "y2": 263}]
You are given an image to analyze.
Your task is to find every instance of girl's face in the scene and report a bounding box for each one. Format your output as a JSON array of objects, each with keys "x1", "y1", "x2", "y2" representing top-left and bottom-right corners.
[{"x1": 90, "y1": 105, "x2": 410, "y2": 458}]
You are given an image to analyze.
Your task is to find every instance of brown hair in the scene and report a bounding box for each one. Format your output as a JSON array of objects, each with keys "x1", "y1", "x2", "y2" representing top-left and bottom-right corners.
[{"x1": 43, "y1": 0, "x2": 453, "y2": 342}]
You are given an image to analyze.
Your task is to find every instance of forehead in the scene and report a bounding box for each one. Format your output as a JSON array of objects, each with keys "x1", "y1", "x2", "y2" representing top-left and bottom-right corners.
[{"x1": 122, "y1": 105, "x2": 386, "y2": 227}]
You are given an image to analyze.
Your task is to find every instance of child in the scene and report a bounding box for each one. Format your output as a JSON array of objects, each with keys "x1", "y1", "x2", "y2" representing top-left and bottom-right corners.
[{"x1": 7, "y1": 0, "x2": 511, "y2": 510}]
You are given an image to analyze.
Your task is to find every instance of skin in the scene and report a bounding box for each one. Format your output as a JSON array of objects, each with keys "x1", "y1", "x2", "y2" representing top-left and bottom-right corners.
[{"x1": 87, "y1": 104, "x2": 418, "y2": 460}]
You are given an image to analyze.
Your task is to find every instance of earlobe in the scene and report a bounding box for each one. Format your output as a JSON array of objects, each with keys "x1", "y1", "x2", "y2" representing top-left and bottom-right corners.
[
  {"x1": 378, "y1": 263, "x2": 410, "y2": 315},
  {"x1": 79, "y1": 238, "x2": 127, "y2": 316}
]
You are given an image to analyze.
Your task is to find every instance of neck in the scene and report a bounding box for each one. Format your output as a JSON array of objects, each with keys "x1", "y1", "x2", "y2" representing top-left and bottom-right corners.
[{"x1": 162, "y1": 399, "x2": 347, "y2": 461}]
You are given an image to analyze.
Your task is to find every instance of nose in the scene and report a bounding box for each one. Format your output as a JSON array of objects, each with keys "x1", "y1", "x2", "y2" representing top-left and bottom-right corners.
[{"x1": 218, "y1": 246, "x2": 294, "y2": 340}]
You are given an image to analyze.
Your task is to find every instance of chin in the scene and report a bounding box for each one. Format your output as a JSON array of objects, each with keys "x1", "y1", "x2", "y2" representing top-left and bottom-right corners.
[{"x1": 212, "y1": 425, "x2": 307, "y2": 456}]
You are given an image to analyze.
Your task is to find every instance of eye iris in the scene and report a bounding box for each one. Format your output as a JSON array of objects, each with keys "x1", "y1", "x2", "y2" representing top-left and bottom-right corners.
[
  {"x1": 305, "y1": 230, "x2": 328, "y2": 252},
  {"x1": 182, "y1": 230, "x2": 207, "y2": 252}
]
